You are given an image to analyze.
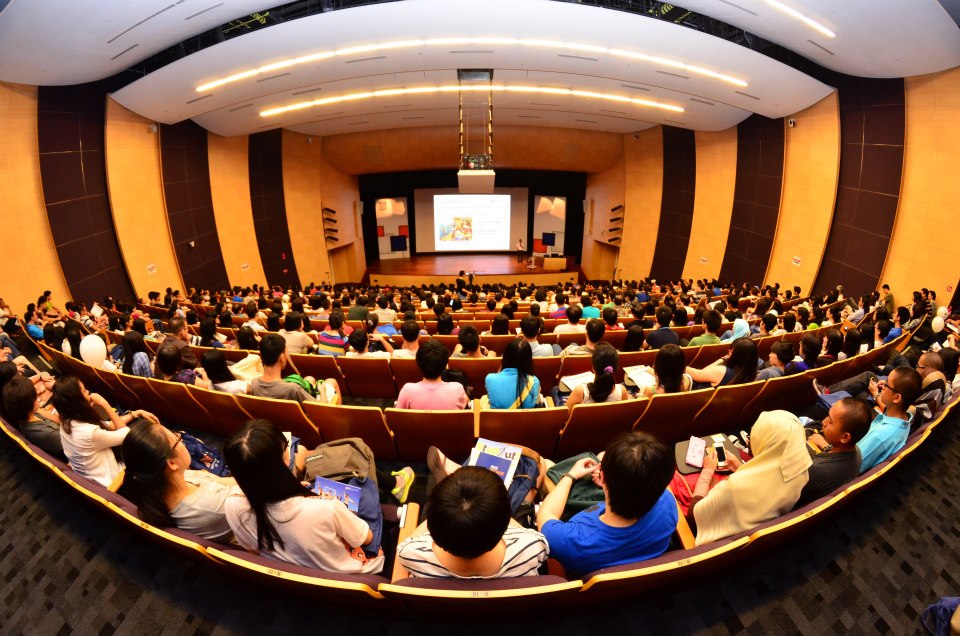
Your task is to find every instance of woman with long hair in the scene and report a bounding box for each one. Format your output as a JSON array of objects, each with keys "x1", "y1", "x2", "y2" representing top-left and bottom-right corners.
[
  {"x1": 786, "y1": 332, "x2": 821, "y2": 375},
  {"x1": 120, "y1": 418, "x2": 237, "y2": 542},
  {"x1": 155, "y1": 345, "x2": 211, "y2": 388},
  {"x1": 485, "y1": 338, "x2": 542, "y2": 409},
  {"x1": 621, "y1": 324, "x2": 645, "y2": 352},
  {"x1": 235, "y1": 326, "x2": 261, "y2": 352},
  {"x1": 121, "y1": 330, "x2": 153, "y2": 377},
  {"x1": 839, "y1": 327, "x2": 863, "y2": 360},
  {"x1": 687, "y1": 337, "x2": 759, "y2": 389},
  {"x1": 51, "y1": 375, "x2": 158, "y2": 486},
  {"x1": 223, "y1": 419, "x2": 384, "y2": 573},
  {"x1": 198, "y1": 317, "x2": 224, "y2": 349},
  {"x1": 641, "y1": 343, "x2": 693, "y2": 397},
  {"x1": 200, "y1": 349, "x2": 248, "y2": 394},
  {"x1": 565, "y1": 342, "x2": 630, "y2": 410},
  {"x1": 62, "y1": 321, "x2": 83, "y2": 359}
]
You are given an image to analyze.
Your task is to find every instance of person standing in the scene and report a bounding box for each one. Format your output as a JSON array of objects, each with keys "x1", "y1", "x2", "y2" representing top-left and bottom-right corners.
[{"x1": 516, "y1": 239, "x2": 525, "y2": 263}]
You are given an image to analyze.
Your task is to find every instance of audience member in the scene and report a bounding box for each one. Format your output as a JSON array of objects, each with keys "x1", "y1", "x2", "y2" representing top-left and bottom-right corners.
[{"x1": 395, "y1": 340, "x2": 468, "y2": 410}]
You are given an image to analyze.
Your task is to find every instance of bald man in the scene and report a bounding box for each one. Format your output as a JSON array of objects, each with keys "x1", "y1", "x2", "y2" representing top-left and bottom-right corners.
[{"x1": 914, "y1": 351, "x2": 949, "y2": 425}]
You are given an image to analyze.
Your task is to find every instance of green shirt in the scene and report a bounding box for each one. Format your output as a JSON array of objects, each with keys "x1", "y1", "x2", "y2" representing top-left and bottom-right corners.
[{"x1": 688, "y1": 333, "x2": 720, "y2": 346}]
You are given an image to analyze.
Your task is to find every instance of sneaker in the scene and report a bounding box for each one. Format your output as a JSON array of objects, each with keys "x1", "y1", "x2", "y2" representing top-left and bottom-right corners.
[
  {"x1": 390, "y1": 467, "x2": 415, "y2": 504},
  {"x1": 812, "y1": 379, "x2": 829, "y2": 395},
  {"x1": 426, "y1": 446, "x2": 450, "y2": 483}
]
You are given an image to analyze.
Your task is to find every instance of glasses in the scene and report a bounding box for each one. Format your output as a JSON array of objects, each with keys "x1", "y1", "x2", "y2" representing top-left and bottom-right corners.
[
  {"x1": 171, "y1": 431, "x2": 184, "y2": 452},
  {"x1": 878, "y1": 381, "x2": 900, "y2": 396}
]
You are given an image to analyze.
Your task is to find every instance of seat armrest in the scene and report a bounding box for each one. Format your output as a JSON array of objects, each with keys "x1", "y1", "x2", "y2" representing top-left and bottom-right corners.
[{"x1": 391, "y1": 503, "x2": 421, "y2": 583}]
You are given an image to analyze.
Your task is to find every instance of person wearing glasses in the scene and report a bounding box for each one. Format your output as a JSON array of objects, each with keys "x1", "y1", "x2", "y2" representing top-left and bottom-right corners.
[
  {"x1": 120, "y1": 419, "x2": 239, "y2": 543},
  {"x1": 855, "y1": 366, "x2": 922, "y2": 473}
]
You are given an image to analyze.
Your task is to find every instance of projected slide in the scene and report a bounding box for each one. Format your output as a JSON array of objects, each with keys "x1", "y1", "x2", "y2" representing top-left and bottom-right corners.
[{"x1": 433, "y1": 195, "x2": 511, "y2": 251}]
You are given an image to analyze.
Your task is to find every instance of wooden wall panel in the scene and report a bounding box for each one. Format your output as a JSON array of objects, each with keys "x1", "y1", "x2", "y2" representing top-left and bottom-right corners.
[
  {"x1": 813, "y1": 78, "x2": 903, "y2": 296},
  {"x1": 583, "y1": 157, "x2": 625, "y2": 281},
  {"x1": 104, "y1": 97, "x2": 182, "y2": 299},
  {"x1": 649, "y1": 127, "x2": 696, "y2": 282},
  {"x1": 319, "y1": 152, "x2": 362, "y2": 282},
  {"x1": 321, "y1": 125, "x2": 623, "y2": 175},
  {"x1": 282, "y1": 130, "x2": 332, "y2": 286},
  {"x1": 880, "y1": 68, "x2": 960, "y2": 308},
  {"x1": 620, "y1": 128, "x2": 663, "y2": 281},
  {"x1": 160, "y1": 120, "x2": 229, "y2": 293},
  {"x1": 38, "y1": 82, "x2": 135, "y2": 304},
  {"x1": 718, "y1": 115, "x2": 785, "y2": 286},
  {"x1": 248, "y1": 130, "x2": 300, "y2": 288},
  {"x1": 766, "y1": 93, "x2": 840, "y2": 293},
  {"x1": 682, "y1": 127, "x2": 737, "y2": 282},
  {"x1": 207, "y1": 133, "x2": 267, "y2": 287},
  {"x1": 0, "y1": 82, "x2": 69, "y2": 312}
]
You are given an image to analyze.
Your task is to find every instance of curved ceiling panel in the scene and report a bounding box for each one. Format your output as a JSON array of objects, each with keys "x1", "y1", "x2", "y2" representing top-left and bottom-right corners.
[
  {"x1": 112, "y1": 0, "x2": 832, "y2": 136},
  {"x1": 679, "y1": 0, "x2": 960, "y2": 78},
  {"x1": 0, "y1": 0, "x2": 279, "y2": 85}
]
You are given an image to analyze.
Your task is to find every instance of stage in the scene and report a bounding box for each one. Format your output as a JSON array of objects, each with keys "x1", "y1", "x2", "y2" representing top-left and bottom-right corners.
[{"x1": 366, "y1": 254, "x2": 579, "y2": 288}]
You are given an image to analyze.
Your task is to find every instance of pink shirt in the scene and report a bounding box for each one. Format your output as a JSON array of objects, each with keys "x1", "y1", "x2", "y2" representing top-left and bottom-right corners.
[{"x1": 395, "y1": 380, "x2": 468, "y2": 410}]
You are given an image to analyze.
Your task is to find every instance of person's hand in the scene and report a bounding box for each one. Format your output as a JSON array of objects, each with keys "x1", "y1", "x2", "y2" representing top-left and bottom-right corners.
[
  {"x1": 702, "y1": 447, "x2": 718, "y2": 472},
  {"x1": 568, "y1": 457, "x2": 599, "y2": 480},
  {"x1": 89, "y1": 392, "x2": 111, "y2": 409},
  {"x1": 807, "y1": 433, "x2": 829, "y2": 450},
  {"x1": 726, "y1": 453, "x2": 743, "y2": 471},
  {"x1": 867, "y1": 376, "x2": 879, "y2": 398}
]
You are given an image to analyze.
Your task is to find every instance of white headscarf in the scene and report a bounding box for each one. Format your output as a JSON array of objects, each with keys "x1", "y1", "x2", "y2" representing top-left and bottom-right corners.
[{"x1": 694, "y1": 410, "x2": 812, "y2": 545}]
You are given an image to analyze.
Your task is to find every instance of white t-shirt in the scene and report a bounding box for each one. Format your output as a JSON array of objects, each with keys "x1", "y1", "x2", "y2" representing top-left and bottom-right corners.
[
  {"x1": 225, "y1": 495, "x2": 383, "y2": 574},
  {"x1": 344, "y1": 350, "x2": 390, "y2": 358},
  {"x1": 213, "y1": 379, "x2": 249, "y2": 395},
  {"x1": 60, "y1": 421, "x2": 128, "y2": 487},
  {"x1": 170, "y1": 471, "x2": 240, "y2": 542},
  {"x1": 398, "y1": 526, "x2": 548, "y2": 579},
  {"x1": 391, "y1": 348, "x2": 417, "y2": 359},
  {"x1": 553, "y1": 323, "x2": 587, "y2": 334}
]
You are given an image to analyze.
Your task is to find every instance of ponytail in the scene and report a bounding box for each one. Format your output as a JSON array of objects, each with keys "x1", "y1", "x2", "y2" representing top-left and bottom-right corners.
[{"x1": 588, "y1": 343, "x2": 619, "y2": 403}]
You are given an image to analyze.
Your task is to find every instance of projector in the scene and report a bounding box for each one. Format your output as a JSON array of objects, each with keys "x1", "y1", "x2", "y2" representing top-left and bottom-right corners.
[{"x1": 457, "y1": 169, "x2": 495, "y2": 194}]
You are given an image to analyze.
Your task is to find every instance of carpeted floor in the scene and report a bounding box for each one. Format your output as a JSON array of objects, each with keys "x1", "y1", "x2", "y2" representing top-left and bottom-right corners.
[{"x1": 0, "y1": 409, "x2": 957, "y2": 635}]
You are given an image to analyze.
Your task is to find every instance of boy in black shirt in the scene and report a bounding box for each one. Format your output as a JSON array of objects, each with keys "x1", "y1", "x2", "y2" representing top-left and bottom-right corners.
[{"x1": 796, "y1": 397, "x2": 872, "y2": 507}]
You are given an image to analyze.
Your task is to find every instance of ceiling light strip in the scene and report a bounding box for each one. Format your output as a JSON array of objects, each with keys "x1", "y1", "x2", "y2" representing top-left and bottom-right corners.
[
  {"x1": 763, "y1": 0, "x2": 836, "y2": 38},
  {"x1": 196, "y1": 37, "x2": 747, "y2": 92},
  {"x1": 259, "y1": 84, "x2": 684, "y2": 118}
]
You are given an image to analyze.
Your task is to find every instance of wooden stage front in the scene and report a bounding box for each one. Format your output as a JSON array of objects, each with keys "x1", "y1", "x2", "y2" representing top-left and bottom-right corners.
[{"x1": 366, "y1": 254, "x2": 579, "y2": 288}]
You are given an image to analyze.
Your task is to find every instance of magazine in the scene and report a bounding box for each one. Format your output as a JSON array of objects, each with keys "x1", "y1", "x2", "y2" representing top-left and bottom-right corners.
[
  {"x1": 312, "y1": 476, "x2": 361, "y2": 513},
  {"x1": 467, "y1": 438, "x2": 522, "y2": 489}
]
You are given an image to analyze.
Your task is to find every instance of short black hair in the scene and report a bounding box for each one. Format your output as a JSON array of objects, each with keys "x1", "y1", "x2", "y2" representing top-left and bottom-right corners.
[
  {"x1": 283, "y1": 311, "x2": 302, "y2": 332},
  {"x1": 655, "y1": 305, "x2": 673, "y2": 328},
  {"x1": 2, "y1": 376, "x2": 36, "y2": 424},
  {"x1": 348, "y1": 329, "x2": 369, "y2": 353},
  {"x1": 259, "y1": 333, "x2": 287, "y2": 366},
  {"x1": 602, "y1": 307, "x2": 619, "y2": 327},
  {"x1": 416, "y1": 339, "x2": 450, "y2": 380},
  {"x1": 565, "y1": 304, "x2": 582, "y2": 324},
  {"x1": 761, "y1": 313, "x2": 778, "y2": 333},
  {"x1": 601, "y1": 432, "x2": 674, "y2": 520},
  {"x1": 888, "y1": 366, "x2": 922, "y2": 407},
  {"x1": 770, "y1": 340, "x2": 794, "y2": 365},
  {"x1": 836, "y1": 397, "x2": 872, "y2": 443},
  {"x1": 400, "y1": 319, "x2": 420, "y2": 343},
  {"x1": 427, "y1": 466, "x2": 511, "y2": 559},
  {"x1": 585, "y1": 318, "x2": 606, "y2": 343},
  {"x1": 519, "y1": 315, "x2": 541, "y2": 339},
  {"x1": 457, "y1": 325, "x2": 481, "y2": 353}
]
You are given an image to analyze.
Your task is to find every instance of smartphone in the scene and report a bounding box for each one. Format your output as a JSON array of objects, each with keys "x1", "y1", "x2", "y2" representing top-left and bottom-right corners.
[{"x1": 714, "y1": 442, "x2": 727, "y2": 468}]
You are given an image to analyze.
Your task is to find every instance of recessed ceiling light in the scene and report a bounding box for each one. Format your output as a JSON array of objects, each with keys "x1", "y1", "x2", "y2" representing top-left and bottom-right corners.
[{"x1": 763, "y1": 0, "x2": 836, "y2": 38}]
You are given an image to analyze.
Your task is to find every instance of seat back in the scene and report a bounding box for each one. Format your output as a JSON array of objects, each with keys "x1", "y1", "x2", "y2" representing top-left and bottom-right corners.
[
  {"x1": 447, "y1": 357, "x2": 502, "y2": 398},
  {"x1": 601, "y1": 329, "x2": 628, "y2": 350},
  {"x1": 479, "y1": 335, "x2": 516, "y2": 356},
  {"x1": 184, "y1": 385, "x2": 253, "y2": 438},
  {"x1": 737, "y1": 373, "x2": 814, "y2": 427},
  {"x1": 384, "y1": 408, "x2": 476, "y2": 463},
  {"x1": 755, "y1": 334, "x2": 782, "y2": 360},
  {"x1": 234, "y1": 393, "x2": 322, "y2": 447},
  {"x1": 632, "y1": 389, "x2": 715, "y2": 444},
  {"x1": 431, "y1": 335, "x2": 459, "y2": 353},
  {"x1": 531, "y1": 356, "x2": 562, "y2": 394},
  {"x1": 690, "y1": 342, "x2": 731, "y2": 368},
  {"x1": 555, "y1": 399, "x2": 650, "y2": 457},
  {"x1": 146, "y1": 379, "x2": 216, "y2": 433},
  {"x1": 389, "y1": 357, "x2": 423, "y2": 392},
  {"x1": 556, "y1": 331, "x2": 588, "y2": 349},
  {"x1": 689, "y1": 380, "x2": 767, "y2": 437},
  {"x1": 477, "y1": 407, "x2": 569, "y2": 457},
  {"x1": 117, "y1": 374, "x2": 179, "y2": 425},
  {"x1": 93, "y1": 368, "x2": 140, "y2": 409},
  {"x1": 301, "y1": 401, "x2": 398, "y2": 461},
  {"x1": 288, "y1": 353, "x2": 346, "y2": 390}
]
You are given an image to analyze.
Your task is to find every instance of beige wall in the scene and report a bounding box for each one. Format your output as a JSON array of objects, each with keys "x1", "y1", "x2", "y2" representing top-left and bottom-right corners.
[
  {"x1": 583, "y1": 157, "x2": 625, "y2": 280},
  {"x1": 682, "y1": 127, "x2": 738, "y2": 281},
  {"x1": 0, "y1": 81, "x2": 70, "y2": 312},
  {"x1": 104, "y1": 97, "x2": 183, "y2": 298},
  {"x1": 207, "y1": 133, "x2": 267, "y2": 287},
  {"x1": 282, "y1": 130, "x2": 332, "y2": 286},
  {"x1": 620, "y1": 128, "x2": 664, "y2": 280},
  {"x1": 321, "y1": 125, "x2": 623, "y2": 175},
  {"x1": 318, "y1": 152, "x2": 363, "y2": 282},
  {"x1": 880, "y1": 68, "x2": 960, "y2": 307},
  {"x1": 766, "y1": 92, "x2": 840, "y2": 292}
]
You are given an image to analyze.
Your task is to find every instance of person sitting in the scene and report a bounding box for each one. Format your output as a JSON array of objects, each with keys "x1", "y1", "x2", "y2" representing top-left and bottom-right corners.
[
  {"x1": 373, "y1": 295, "x2": 397, "y2": 324},
  {"x1": 345, "y1": 329, "x2": 393, "y2": 358},
  {"x1": 197, "y1": 318, "x2": 225, "y2": 349},
  {"x1": 643, "y1": 306, "x2": 680, "y2": 350},
  {"x1": 120, "y1": 330, "x2": 153, "y2": 378},
  {"x1": 451, "y1": 325, "x2": 494, "y2": 359},
  {"x1": 686, "y1": 337, "x2": 759, "y2": 389},
  {"x1": 561, "y1": 318, "x2": 605, "y2": 357},
  {"x1": 235, "y1": 325, "x2": 261, "y2": 352},
  {"x1": 565, "y1": 343, "x2": 630, "y2": 410},
  {"x1": 758, "y1": 340, "x2": 794, "y2": 381},
  {"x1": 2, "y1": 375, "x2": 65, "y2": 460},
  {"x1": 838, "y1": 327, "x2": 863, "y2": 360},
  {"x1": 621, "y1": 324, "x2": 645, "y2": 352},
  {"x1": 690, "y1": 410, "x2": 811, "y2": 545},
  {"x1": 120, "y1": 419, "x2": 239, "y2": 543},
  {"x1": 223, "y1": 419, "x2": 384, "y2": 573},
  {"x1": 249, "y1": 334, "x2": 340, "y2": 405},
  {"x1": 601, "y1": 307, "x2": 623, "y2": 331},
  {"x1": 553, "y1": 305, "x2": 586, "y2": 335},
  {"x1": 436, "y1": 313, "x2": 459, "y2": 336},
  {"x1": 818, "y1": 328, "x2": 843, "y2": 366},
  {"x1": 784, "y1": 332, "x2": 821, "y2": 375},
  {"x1": 395, "y1": 340, "x2": 468, "y2": 410},
  {"x1": 155, "y1": 345, "x2": 211, "y2": 389},
  {"x1": 580, "y1": 295, "x2": 600, "y2": 320},
  {"x1": 536, "y1": 431, "x2": 678, "y2": 577},
  {"x1": 397, "y1": 466, "x2": 548, "y2": 579},
  {"x1": 316, "y1": 311, "x2": 349, "y2": 357},
  {"x1": 483, "y1": 314, "x2": 510, "y2": 336},
  {"x1": 485, "y1": 338, "x2": 542, "y2": 409},
  {"x1": 719, "y1": 318, "x2": 750, "y2": 343},
  {"x1": 796, "y1": 397, "x2": 872, "y2": 507},
  {"x1": 278, "y1": 312, "x2": 316, "y2": 355},
  {"x1": 161, "y1": 317, "x2": 199, "y2": 369},
  {"x1": 391, "y1": 320, "x2": 422, "y2": 359},
  {"x1": 856, "y1": 366, "x2": 921, "y2": 473},
  {"x1": 200, "y1": 349, "x2": 249, "y2": 395},
  {"x1": 914, "y1": 351, "x2": 950, "y2": 425},
  {"x1": 241, "y1": 304, "x2": 265, "y2": 332},
  {"x1": 520, "y1": 315, "x2": 559, "y2": 357},
  {"x1": 639, "y1": 343, "x2": 693, "y2": 397},
  {"x1": 51, "y1": 376, "x2": 158, "y2": 487}
]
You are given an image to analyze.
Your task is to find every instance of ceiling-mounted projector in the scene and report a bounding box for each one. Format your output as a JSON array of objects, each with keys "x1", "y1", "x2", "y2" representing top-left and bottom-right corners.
[{"x1": 457, "y1": 169, "x2": 495, "y2": 193}]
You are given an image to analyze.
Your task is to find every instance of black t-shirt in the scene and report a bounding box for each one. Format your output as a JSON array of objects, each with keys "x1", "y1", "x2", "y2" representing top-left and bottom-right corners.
[
  {"x1": 645, "y1": 327, "x2": 680, "y2": 349},
  {"x1": 796, "y1": 450, "x2": 860, "y2": 508}
]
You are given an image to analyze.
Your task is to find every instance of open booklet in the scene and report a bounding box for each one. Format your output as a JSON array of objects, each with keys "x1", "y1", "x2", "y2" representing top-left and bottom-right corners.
[
  {"x1": 312, "y1": 476, "x2": 361, "y2": 513},
  {"x1": 467, "y1": 438, "x2": 522, "y2": 490}
]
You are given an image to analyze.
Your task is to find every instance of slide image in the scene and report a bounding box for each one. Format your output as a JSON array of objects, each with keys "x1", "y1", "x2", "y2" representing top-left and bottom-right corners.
[
  {"x1": 438, "y1": 217, "x2": 473, "y2": 242},
  {"x1": 433, "y1": 194, "x2": 511, "y2": 251}
]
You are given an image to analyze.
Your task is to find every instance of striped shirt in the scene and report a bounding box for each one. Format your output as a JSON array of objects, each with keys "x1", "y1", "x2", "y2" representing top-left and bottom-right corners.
[
  {"x1": 397, "y1": 526, "x2": 548, "y2": 579},
  {"x1": 316, "y1": 331, "x2": 348, "y2": 356}
]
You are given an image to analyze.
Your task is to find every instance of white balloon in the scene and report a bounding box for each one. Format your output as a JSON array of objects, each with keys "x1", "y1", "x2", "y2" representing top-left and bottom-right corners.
[
  {"x1": 937, "y1": 306, "x2": 948, "y2": 318},
  {"x1": 932, "y1": 316, "x2": 945, "y2": 334},
  {"x1": 78, "y1": 334, "x2": 107, "y2": 368}
]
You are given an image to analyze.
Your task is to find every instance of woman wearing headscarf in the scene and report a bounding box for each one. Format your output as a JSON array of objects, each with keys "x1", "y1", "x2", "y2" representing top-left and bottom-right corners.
[
  {"x1": 720, "y1": 317, "x2": 751, "y2": 342},
  {"x1": 691, "y1": 410, "x2": 811, "y2": 546}
]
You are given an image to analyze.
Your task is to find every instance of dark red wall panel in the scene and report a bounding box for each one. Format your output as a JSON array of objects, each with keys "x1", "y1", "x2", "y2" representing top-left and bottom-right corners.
[
  {"x1": 649, "y1": 126, "x2": 696, "y2": 283},
  {"x1": 248, "y1": 130, "x2": 300, "y2": 289}
]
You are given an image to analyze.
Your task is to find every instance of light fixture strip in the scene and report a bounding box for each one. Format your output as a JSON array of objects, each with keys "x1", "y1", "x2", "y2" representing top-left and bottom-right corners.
[
  {"x1": 763, "y1": 0, "x2": 836, "y2": 38},
  {"x1": 258, "y1": 84, "x2": 684, "y2": 118},
  {"x1": 196, "y1": 37, "x2": 748, "y2": 92}
]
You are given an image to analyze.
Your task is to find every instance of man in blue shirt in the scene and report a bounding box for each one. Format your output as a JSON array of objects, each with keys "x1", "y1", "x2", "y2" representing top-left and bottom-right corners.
[
  {"x1": 537, "y1": 432, "x2": 677, "y2": 577},
  {"x1": 856, "y1": 366, "x2": 921, "y2": 473},
  {"x1": 579, "y1": 294, "x2": 601, "y2": 320},
  {"x1": 643, "y1": 306, "x2": 680, "y2": 350}
]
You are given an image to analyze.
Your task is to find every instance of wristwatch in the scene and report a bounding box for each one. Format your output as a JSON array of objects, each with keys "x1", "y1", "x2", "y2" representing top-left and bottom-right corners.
[
  {"x1": 560, "y1": 472, "x2": 576, "y2": 483},
  {"x1": 821, "y1": 444, "x2": 833, "y2": 453}
]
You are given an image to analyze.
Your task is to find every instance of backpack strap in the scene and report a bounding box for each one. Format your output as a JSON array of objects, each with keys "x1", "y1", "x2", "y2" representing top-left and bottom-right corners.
[{"x1": 508, "y1": 375, "x2": 537, "y2": 410}]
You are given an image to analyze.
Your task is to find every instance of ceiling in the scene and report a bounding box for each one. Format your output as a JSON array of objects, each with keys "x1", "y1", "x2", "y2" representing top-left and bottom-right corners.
[{"x1": 1, "y1": 0, "x2": 959, "y2": 137}]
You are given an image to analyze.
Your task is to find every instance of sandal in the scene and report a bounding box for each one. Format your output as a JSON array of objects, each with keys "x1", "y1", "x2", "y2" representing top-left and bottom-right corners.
[{"x1": 391, "y1": 466, "x2": 415, "y2": 504}]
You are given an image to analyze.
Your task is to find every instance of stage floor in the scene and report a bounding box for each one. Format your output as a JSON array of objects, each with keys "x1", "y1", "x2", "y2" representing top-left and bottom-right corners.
[{"x1": 366, "y1": 254, "x2": 572, "y2": 276}]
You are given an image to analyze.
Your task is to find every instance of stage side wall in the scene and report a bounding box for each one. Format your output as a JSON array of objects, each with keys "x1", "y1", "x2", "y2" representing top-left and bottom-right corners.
[
  {"x1": 620, "y1": 127, "x2": 664, "y2": 281},
  {"x1": 584, "y1": 157, "x2": 625, "y2": 281},
  {"x1": 282, "y1": 130, "x2": 332, "y2": 286}
]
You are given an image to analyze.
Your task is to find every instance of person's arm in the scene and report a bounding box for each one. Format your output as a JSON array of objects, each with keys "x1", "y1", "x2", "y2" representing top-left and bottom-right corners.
[
  {"x1": 687, "y1": 448, "x2": 717, "y2": 519},
  {"x1": 536, "y1": 457, "x2": 597, "y2": 530},
  {"x1": 565, "y1": 384, "x2": 585, "y2": 411},
  {"x1": 88, "y1": 392, "x2": 157, "y2": 430},
  {"x1": 372, "y1": 333, "x2": 394, "y2": 353},
  {"x1": 685, "y1": 364, "x2": 725, "y2": 386}
]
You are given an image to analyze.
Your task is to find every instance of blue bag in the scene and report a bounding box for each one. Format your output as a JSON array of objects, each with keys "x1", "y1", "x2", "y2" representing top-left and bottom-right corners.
[
  {"x1": 347, "y1": 475, "x2": 384, "y2": 556},
  {"x1": 179, "y1": 431, "x2": 230, "y2": 477},
  {"x1": 921, "y1": 596, "x2": 960, "y2": 636}
]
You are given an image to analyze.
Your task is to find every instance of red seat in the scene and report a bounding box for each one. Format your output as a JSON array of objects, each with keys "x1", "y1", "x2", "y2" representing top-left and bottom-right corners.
[
  {"x1": 234, "y1": 393, "x2": 322, "y2": 448},
  {"x1": 389, "y1": 357, "x2": 423, "y2": 392},
  {"x1": 532, "y1": 356, "x2": 562, "y2": 394},
  {"x1": 632, "y1": 389, "x2": 715, "y2": 444},
  {"x1": 477, "y1": 407, "x2": 569, "y2": 458},
  {"x1": 555, "y1": 399, "x2": 650, "y2": 458},
  {"x1": 336, "y1": 357, "x2": 398, "y2": 399},
  {"x1": 384, "y1": 408, "x2": 476, "y2": 463},
  {"x1": 447, "y1": 357, "x2": 503, "y2": 398},
  {"x1": 301, "y1": 401, "x2": 399, "y2": 461},
  {"x1": 689, "y1": 380, "x2": 767, "y2": 437}
]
